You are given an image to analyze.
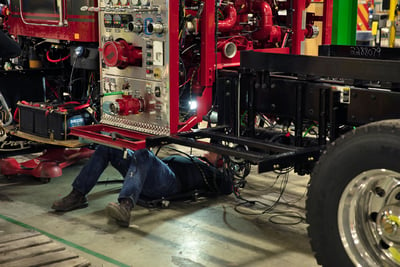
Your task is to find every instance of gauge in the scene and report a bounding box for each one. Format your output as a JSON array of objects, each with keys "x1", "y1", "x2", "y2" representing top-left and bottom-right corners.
[
  {"x1": 130, "y1": 0, "x2": 140, "y2": 5},
  {"x1": 141, "y1": 0, "x2": 149, "y2": 6},
  {"x1": 120, "y1": 0, "x2": 128, "y2": 5},
  {"x1": 104, "y1": 14, "x2": 113, "y2": 27},
  {"x1": 112, "y1": 0, "x2": 120, "y2": 5},
  {"x1": 113, "y1": 14, "x2": 122, "y2": 28}
]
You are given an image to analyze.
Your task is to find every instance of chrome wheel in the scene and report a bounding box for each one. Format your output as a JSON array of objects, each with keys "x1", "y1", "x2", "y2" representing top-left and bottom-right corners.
[{"x1": 338, "y1": 169, "x2": 400, "y2": 266}]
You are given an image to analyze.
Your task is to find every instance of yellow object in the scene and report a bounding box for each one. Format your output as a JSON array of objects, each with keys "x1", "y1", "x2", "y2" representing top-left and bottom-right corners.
[
  {"x1": 389, "y1": 247, "x2": 400, "y2": 264},
  {"x1": 371, "y1": 21, "x2": 378, "y2": 35},
  {"x1": 29, "y1": 60, "x2": 42, "y2": 69},
  {"x1": 357, "y1": 3, "x2": 370, "y2": 31},
  {"x1": 389, "y1": 0, "x2": 397, "y2": 47},
  {"x1": 386, "y1": 215, "x2": 400, "y2": 263},
  {"x1": 153, "y1": 68, "x2": 162, "y2": 79},
  {"x1": 388, "y1": 215, "x2": 400, "y2": 225},
  {"x1": 74, "y1": 33, "x2": 80, "y2": 40}
]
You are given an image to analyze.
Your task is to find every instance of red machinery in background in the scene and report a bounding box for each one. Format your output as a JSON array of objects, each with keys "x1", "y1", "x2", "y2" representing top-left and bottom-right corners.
[
  {"x1": 7, "y1": 0, "x2": 98, "y2": 42},
  {"x1": 3, "y1": 0, "x2": 332, "y2": 149},
  {"x1": 0, "y1": 0, "x2": 333, "y2": 173},
  {"x1": 8, "y1": 3, "x2": 400, "y2": 267},
  {"x1": 0, "y1": 0, "x2": 100, "y2": 180}
]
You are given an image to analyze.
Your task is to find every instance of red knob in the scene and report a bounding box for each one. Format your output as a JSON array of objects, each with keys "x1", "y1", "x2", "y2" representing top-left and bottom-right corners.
[
  {"x1": 102, "y1": 40, "x2": 142, "y2": 68},
  {"x1": 115, "y1": 95, "x2": 144, "y2": 115}
]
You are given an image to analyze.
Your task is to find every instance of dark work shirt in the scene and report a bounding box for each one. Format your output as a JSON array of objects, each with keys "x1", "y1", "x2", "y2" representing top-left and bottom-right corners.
[
  {"x1": 0, "y1": 31, "x2": 21, "y2": 58},
  {"x1": 162, "y1": 155, "x2": 233, "y2": 195}
]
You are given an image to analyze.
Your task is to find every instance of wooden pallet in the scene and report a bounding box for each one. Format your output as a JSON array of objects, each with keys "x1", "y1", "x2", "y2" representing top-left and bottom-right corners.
[{"x1": 0, "y1": 231, "x2": 90, "y2": 267}]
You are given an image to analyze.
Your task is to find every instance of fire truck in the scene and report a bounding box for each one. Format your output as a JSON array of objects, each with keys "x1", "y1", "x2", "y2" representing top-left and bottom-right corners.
[{"x1": 2, "y1": 0, "x2": 400, "y2": 266}]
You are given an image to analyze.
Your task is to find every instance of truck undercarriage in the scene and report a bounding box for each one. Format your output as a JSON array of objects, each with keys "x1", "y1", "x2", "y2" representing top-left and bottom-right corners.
[
  {"x1": 1, "y1": 0, "x2": 400, "y2": 265},
  {"x1": 70, "y1": 47, "x2": 400, "y2": 266}
]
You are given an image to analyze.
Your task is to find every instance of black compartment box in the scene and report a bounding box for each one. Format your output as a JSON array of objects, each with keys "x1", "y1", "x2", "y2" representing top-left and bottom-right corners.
[{"x1": 18, "y1": 102, "x2": 82, "y2": 140}]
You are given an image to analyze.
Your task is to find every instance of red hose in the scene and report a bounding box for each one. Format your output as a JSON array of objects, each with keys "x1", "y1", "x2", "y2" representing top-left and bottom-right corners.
[{"x1": 46, "y1": 51, "x2": 70, "y2": 63}]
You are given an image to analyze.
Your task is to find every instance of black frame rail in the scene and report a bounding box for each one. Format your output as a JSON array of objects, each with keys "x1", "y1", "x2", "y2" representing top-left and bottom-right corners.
[
  {"x1": 146, "y1": 127, "x2": 322, "y2": 173},
  {"x1": 149, "y1": 50, "x2": 400, "y2": 175},
  {"x1": 240, "y1": 50, "x2": 400, "y2": 85}
]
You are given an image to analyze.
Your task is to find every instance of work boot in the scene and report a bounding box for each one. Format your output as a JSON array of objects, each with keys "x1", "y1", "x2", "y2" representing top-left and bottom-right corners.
[
  {"x1": 106, "y1": 198, "x2": 133, "y2": 227},
  {"x1": 51, "y1": 189, "x2": 88, "y2": 212}
]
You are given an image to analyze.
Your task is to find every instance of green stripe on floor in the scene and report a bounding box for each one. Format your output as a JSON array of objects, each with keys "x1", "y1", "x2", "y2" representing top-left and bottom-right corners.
[{"x1": 0, "y1": 214, "x2": 130, "y2": 267}]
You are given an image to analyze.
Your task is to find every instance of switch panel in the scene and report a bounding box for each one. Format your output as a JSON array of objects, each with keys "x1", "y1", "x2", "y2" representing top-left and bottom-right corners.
[
  {"x1": 153, "y1": 41, "x2": 163, "y2": 66},
  {"x1": 98, "y1": 0, "x2": 174, "y2": 135}
]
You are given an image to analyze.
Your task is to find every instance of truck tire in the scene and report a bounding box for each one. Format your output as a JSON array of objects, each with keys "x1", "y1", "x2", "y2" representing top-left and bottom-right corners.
[{"x1": 307, "y1": 119, "x2": 400, "y2": 267}]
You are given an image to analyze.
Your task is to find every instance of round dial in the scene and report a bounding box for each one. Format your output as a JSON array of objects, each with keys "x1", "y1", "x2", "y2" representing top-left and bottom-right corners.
[
  {"x1": 104, "y1": 13, "x2": 113, "y2": 27},
  {"x1": 130, "y1": 0, "x2": 139, "y2": 5},
  {"x1": 141, "y1": 0, "x2": 149, "y2": 6},
  {"x1": 120, "y1": 0, "x2": 128, "y2": 5}
]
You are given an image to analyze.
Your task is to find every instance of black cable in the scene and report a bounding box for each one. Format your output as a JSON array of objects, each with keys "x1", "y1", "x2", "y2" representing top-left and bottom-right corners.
[
  {"x1": 245, "y1": 173, "x2": 280, "y2": 192},
  {"x1": 68, "y1": 54, "x2": 78, "y2": 95},
  {"x1": 281, "y1": 187, "x2": 307, "y2": 206},
  {"x1": 232, "y1": 171, "x2": 305, "y2": 226},
  {"x1": 157, "y1": 147, "x2": 305, "y2": 225},
  {"x1": 263, "y1": 211, "x2": 305, "y2": 225},
  {"x1": 273, "y1": 166, "x2": 294, "y2": 175}
]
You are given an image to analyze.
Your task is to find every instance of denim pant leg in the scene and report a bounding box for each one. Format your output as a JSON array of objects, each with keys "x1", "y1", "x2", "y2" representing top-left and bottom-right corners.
[
  {"x1": 72, "y1": 145, "x2": 132, "y2": 195},
  {"x1": 119, "y1": 149, "x2": 181, "y2": 205}
]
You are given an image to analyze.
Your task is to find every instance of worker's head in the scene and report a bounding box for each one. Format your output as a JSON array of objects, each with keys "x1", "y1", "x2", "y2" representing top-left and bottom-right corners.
[{"x1": 202, "y1": 152, "x2": 222, "y2": 167}]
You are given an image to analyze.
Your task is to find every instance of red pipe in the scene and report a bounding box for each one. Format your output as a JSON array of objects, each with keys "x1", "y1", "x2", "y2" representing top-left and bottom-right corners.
[
  {"x1": 291, "y1": 0, "x2": 306, "y2": 54},
  {"x1": 218, "y1": 4, "x2": 237, "y2": 32},
  {"x1": 252, "y1": 0, "x2": 273, "y2": 40},
  {"x1": 322, "y1": 0, "x2": 333, "y2": 44}
]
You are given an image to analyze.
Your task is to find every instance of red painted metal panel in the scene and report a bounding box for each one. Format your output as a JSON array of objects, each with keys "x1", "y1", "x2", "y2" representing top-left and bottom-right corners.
[
  {"x1": 7, "y1": 0, "x2": 98, "y2": 42},
  {"x1": 70, "y1": 125, "x2": 148, "y2": 150},
  {"x1": 169, "y1": 0, "x2": 180, "y2": 134},
  {"x1": 322, "y1": 0, "x2": 333, "y2": 45},
  {"x1": 292, "y1": 0, "x2": 307, "y2": 54}
]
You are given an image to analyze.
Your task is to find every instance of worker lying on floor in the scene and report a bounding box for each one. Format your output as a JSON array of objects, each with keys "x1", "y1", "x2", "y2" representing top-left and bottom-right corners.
[{"x1": 52, "y1": 145, "x2": 233, "y2": 227}]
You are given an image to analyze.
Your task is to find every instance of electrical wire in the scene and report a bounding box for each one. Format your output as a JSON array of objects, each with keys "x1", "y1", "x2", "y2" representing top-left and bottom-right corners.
[
  {"x1": 181, "y1": 43, "x2": 198, "y2": 55},
  {"x1": 245, "y1": 173, "x2": 279, "y2": 192},
  {"x1": 179, "y1": 75, "x2": 192, "y2": 89},
  {"x1": 281, "y1": 187, "x2": 307, "y2": 206},
  {"x1": 303, "y1": 121, "x2": 318, "y2": 137},
  {"x1": 234, "y1": 172, "x2": 288, "y2": 214},
  {"x1": 232, "y1": 169, "x2": 306, "y2": 225},
  {"x1": 258, "y1": 113, "x2": 276, "y2": 128},
  {"x1": 155, "y1": 146, "x2": 306, "y2": 226},
  {"x1": 179, "y1": 56, "x2": 187, "y2": 89},
  {"x1": 68, "y1": 55, "x2": 78, "y2": 95}
]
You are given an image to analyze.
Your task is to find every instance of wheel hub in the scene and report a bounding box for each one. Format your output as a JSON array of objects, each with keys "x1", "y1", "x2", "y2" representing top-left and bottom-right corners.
[
  {"x1": 338, "y1": 169, "x2": 400, "y2": 266},
  {"x1": 377, "y1": 205, "x2": 400, "y2": 245}
]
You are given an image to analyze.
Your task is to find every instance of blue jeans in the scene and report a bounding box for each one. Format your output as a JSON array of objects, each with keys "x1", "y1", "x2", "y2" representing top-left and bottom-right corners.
[{"x1": 72, "y1": 146, "x2": 182, "y2": 205}]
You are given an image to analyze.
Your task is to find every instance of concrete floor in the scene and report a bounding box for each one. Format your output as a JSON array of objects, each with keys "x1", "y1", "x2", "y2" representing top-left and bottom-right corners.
[{"x1": 0, "y1": 148, "x2": 319, "y2": 267}]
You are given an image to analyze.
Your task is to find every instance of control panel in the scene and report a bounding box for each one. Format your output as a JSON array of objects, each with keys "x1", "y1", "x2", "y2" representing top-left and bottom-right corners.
[{"x1": 97, "y1": 0, "x2": 177, "y2": 135}]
